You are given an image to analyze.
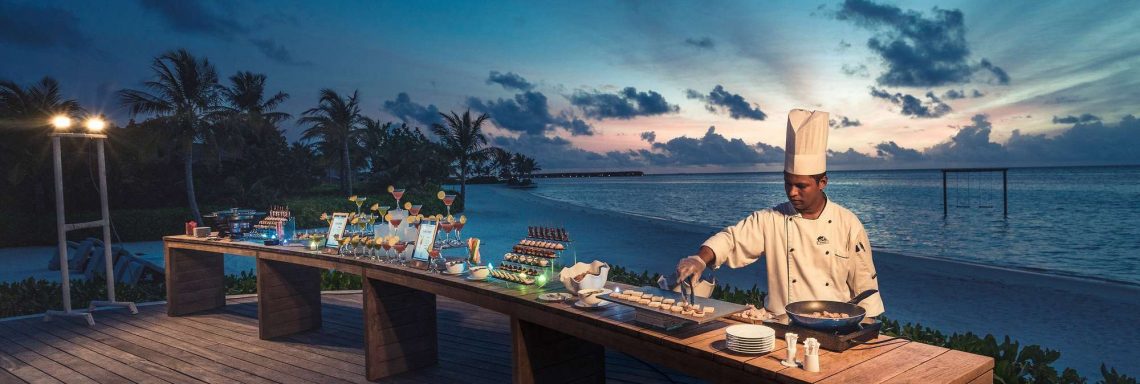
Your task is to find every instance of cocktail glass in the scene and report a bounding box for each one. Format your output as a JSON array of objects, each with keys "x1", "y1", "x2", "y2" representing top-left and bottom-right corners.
[
  {"x1": 389, "y1": 210, "x2": 406, "y2": 240},
  {"x1": 392, "y1": 188, "x2": 406, "y2": 208},
  {"x1": 354, "y1": 196, "x2": 367, "y2": 215},
  {"x1": 409, "y1": 204, "x2": 422, "y2": 216},
  {"x1": 438, "y1": 219, "x2": 454, "y2": 247},
  {"x1": 393, "y1": 242, "x2": 409, "y2": 262},
  {"x1": 428, "y1": 248, "x2": 441, "y2": 273},
  {"x1": 454, "y1": 216, "x2": 467, "y2": 247},
  {"x1": 443, "y1": 194, "x2": 456, "y2": 217}
]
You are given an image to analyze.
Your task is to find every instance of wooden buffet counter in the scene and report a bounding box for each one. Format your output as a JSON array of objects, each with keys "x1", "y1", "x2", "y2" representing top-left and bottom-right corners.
[{"x1": 164, "y1": 235, "x2": 993, "y2": 383}]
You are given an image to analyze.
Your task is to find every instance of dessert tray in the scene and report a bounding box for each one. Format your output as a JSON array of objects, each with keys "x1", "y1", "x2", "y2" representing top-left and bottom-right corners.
[{"x1": 599, "y1": 286, "x2": 748, "y2": 330}]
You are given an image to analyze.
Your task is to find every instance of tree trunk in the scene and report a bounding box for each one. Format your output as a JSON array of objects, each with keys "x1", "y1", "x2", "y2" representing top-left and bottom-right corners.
[
  {"x1": 459, "y1": 157, "x2": 467, "y2": 201},
  {"x1": 184, "y1": 140, "x2": 203, "y2": 224},
  {"x1": 342, "y1": 140, "x2": 352, "y2": 195}
]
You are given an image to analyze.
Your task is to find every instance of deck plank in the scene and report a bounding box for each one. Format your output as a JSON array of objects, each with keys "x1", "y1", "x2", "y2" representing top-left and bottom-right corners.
[{"x1": 0, "y1": 293, "x2": 701, "y2": 384}]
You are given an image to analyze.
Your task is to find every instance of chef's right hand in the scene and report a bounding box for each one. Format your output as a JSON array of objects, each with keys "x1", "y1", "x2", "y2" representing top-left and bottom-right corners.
[{"x1": 676, "y1": 255, "x2": 706, "y2": 285}]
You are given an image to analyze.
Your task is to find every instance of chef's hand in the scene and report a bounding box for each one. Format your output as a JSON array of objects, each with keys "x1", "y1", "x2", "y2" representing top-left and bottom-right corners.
[{"x1": 676, "y1": 256, "x2": 707, "y2": 285}]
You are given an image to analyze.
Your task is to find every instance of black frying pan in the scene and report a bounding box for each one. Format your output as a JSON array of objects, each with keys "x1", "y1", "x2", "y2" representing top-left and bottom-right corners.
[{"x1": 785, "y1": 289, "x2": 878, "y2": 332}]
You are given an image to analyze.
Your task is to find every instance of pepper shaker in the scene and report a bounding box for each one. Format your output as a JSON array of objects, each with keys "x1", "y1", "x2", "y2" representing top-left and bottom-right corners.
[
  {"x1": 781, "y1": 332, "x2": 799, "y2": 367},
  {"x1": 803, "y1": 338, "x2": 820, "y2": 372}
]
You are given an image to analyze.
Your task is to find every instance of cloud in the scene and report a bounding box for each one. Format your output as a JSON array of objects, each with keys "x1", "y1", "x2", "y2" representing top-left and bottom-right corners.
[
  {"x1": 830, "y1": 116, "x2": 863, "y2": 128},
  {"x1": 835, "y1": 0, "x2": 1009, "y2": 87},
  {"x1": 642, "y1": 126, "x2": 784, "y2": 166},
  {"x1": 685, "y1": 85, "x2": 767, "y2": 120},
  {"x1": 249, "y1": 38, "x2": 311, "y2": 66},
  {"x1": 942, "y1": 89, "x2": 984, "y2": 99},
  {"x1": 870, "y1": 88, "x2": 951, "y2": 118},
  {"x1": 382, "y1": 92, "x2": 442, "y2": 127},
  {"x1": 486, "y1": 71, "x2": 534, "y2": 92},
  {"x1": 0, "y1": 2, "x2": 90, "y2": 49},
  {"x1": 491, "y1": 134, "x2": 632, "y2": 170},
  {"x1": 138, "y1": 0, "x2": 247, "y2": 39},
  {"x1": 640, "y1": 131, "x2": 656, "y2": 143},
  {"x1": 684, "y1": 37, "x2": 715, "y2": 49},
  {"x1": 569, "y1": 87, "x2": 679, "y2": 120},
  {"x1": 841, "y1": 63, "x2": 871, "y2": 78},
  {"x1": 468, "y1": 91, "x2": 595, "y2": 136},
  {"x1": 1051, "y1": 114, "x2": 1100, "y2": 124}
]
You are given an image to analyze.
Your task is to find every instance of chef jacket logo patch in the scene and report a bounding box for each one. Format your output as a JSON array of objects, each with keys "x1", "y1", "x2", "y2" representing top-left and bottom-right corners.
[{"x1": 816, "y1": 236, "x2": 828, "y2": 245}]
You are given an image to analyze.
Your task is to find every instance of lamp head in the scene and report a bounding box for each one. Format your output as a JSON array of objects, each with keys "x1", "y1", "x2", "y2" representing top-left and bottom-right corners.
[
  {"x1": 84, "y1": 117, "x2": 106, "y2": 132},
  {"x1": 51, "y1": 115, "x2": 72, "y2": 130}
]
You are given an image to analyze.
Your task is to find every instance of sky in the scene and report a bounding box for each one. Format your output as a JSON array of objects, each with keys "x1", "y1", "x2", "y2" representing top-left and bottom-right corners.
[{"x1": 2, "y1": 0, "x2": 1139, "y2": 172}]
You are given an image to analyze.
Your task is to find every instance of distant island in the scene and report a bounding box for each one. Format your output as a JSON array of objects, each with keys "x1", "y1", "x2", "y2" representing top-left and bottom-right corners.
[{"x1": 533, "y1": 171, "x2": 644, "y2": 178}]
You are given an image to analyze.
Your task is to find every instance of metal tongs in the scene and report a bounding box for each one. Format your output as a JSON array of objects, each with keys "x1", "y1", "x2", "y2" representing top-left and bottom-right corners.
[{"x1": 657, "y1": 274, "x2": 696, "y2": 306}]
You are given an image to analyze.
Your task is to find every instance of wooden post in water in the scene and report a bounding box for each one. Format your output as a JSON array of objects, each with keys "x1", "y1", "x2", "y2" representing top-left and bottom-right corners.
[{"x1": 942, "y1": 170, "x2": 948, "y2": 217}]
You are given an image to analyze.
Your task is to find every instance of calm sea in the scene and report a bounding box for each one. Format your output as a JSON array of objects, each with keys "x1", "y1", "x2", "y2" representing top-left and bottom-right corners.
[{"x1": 530, "y1": 166, "x2": 1140, "y2": 286}]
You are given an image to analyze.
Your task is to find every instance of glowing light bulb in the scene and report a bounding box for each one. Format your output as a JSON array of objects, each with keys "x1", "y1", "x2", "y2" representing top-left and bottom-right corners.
[
  {"x1": 51, "y1": 115, "x2": 72, "y2": 130},
  {"x1": 84, "y1": 117, "x2": 106, "y2": 132}
]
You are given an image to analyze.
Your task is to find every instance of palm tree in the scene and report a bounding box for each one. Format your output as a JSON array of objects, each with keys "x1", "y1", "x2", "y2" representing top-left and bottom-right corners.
[
  {"x1": 118, "y1": 49, "x2": 222, "y2": 224},
  {"x1": 431, "y1": 110, "x2": 490, "y2": 199},
  {"x1": 0, "y1": 77, "x2": 83, "y2": 213},
  {"x1": 486, "y1": 147, "x2": 513, "y2": 181},
  {"x1": 512, "y1": 153, "x2": 541, "y2": 180},
  {"x1": 299, "y1": 89, "x2": 364, "y2": 195},
  {"x1": 220, "y1": 71, "x2": 291, "y2": 129}
]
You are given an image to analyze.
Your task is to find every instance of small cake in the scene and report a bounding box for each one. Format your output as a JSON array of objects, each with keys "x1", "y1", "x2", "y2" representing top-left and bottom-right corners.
[
  {"x1": 682, "y1": 309, "x2": 695, "y2": 316},
  {"x1": 670, "y1": 305, "x2": 683, "y2": 313},
  {"x1": 626, "y1": 291, "x2": 641, "y2": 297},
  {"x1": 703, "y1": 306, "x2": 715, "y2": 314},
  {"x1": 693, "y1": 311, "x2": 706, "y2": 318},
  {"x1": 662, "y1": 298, "x2": 675, "y2": 305},
  {"x1": 626, "y1": 294, "x2": 640, "y2": 302},
  {"x1": 651, "y1": 296, "x2": 663, "y2": 302},
  {"x1": 641, "y1": 292, "x2": 654, "y2": 299},
  {"x1": 648, "y1": 302, "x2": 662, "y2": 308},
  {"x1": 691, "y1": 304, "x2": 702, "y2": 312},
  {"x1": 638, "y1": 299, "x2": 651, "y2": 305}
]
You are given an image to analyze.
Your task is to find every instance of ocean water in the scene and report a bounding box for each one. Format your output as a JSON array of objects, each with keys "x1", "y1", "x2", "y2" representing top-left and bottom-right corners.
[{"x1": 530, "y1": 166, "x2": 1140, "y2": 286}]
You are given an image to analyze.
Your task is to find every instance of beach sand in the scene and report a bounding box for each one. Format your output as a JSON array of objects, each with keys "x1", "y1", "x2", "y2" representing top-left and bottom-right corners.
[{"x1": 3, "y1": 183, "x2": 1137, "y2": 377}]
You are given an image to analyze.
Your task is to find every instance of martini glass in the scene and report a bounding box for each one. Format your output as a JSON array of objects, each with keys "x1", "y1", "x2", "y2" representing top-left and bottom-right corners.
[
  {"x1": 439, "y1": 219, "x2": 454, "y2": 247},
  {"x1": 393, "y1": 241, "x2": 409, "y2": 262},
  {"x1": 389, "y1": 211, "x2": 405, "y2": 240},
  {"x1": 428, "y1": 248, "x2": 441, "y2": 273},
  {"x1": 409, "y1": 204, "x2": 423, "y2": 216},
  {"x1": 392, "y1": 188, "x2": 406, "y2": 209},
  {"x1": 354, "y1": 196, "x2": 367, "y2": 215},
  {"x1": 443, "y1": 194, "x2": 457, "y2": 217},
  {"x1": 454, "y1": 216, "x2": 467, "y2": 247},
  {"x1": 387, "y1": 236, "x2": 399, "y2": 262}
]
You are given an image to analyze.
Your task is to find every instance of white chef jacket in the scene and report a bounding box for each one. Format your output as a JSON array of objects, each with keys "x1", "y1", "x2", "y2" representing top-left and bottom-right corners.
[{"x1": 702, "y1": 198, "x2": 885, "y2": 316}]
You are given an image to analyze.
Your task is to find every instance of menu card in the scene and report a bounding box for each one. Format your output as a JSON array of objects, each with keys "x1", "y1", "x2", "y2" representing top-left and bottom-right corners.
[
  {"x1": 325, "y1": 213, "x2": 349, "y2": 247},
  {"x1": 412, "y1": 221, "x2": 439, "y2": 261}
]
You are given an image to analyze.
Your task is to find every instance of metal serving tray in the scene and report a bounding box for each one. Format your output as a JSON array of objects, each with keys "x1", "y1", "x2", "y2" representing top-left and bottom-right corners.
[{"x1": 599, "y1": 286, "x2": 749, "y2": 329}]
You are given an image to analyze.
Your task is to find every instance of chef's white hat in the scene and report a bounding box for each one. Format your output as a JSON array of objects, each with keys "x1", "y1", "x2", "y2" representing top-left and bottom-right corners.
[{"x1": 784, "y1": 109, "x2": 829, "y2": 175}]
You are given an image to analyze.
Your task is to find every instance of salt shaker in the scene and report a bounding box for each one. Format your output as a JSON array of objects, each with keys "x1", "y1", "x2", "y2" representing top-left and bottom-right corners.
[
  {"x1": 803, "y1": 338, "x2": 821, "y2": 372},
  {"x1": 781, "y1": 332, "x2": 799, "y2": 367}
]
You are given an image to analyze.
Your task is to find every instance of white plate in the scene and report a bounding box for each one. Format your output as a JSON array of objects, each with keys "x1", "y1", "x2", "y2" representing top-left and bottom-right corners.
[
  {"x1": 573, "y1": 300, "x2": 611, "y2": 309},
  {"x1": 538, "y1": 293, "x2": 574, "y2": 302},
  {"x1": 725, "y1": 324, "x2": 775, "y2": 339},
  {"x1": 727, "y1": 346, "x2": 773, "y2": 354},
  {"x1": 465, "y1": 275, "x2": 488, "y2": 281},
  {"x1": 727, "y1": 341, "x2": 774, "y2": 349}
]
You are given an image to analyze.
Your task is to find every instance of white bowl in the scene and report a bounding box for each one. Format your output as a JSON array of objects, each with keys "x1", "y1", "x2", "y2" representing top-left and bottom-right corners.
[
  {"x1": 469, "y1": 266, "x2": 489, "y2": 279},
  {"x1": 446, "y1": 262, "x2": 466, "y2": 274},
  {"x1": 560, "y1": 261, "x2": 610, "y2": 292}
]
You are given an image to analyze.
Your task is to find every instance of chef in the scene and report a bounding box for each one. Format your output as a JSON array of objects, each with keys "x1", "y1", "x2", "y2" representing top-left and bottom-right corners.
[{"x1": 676, "y1": 109, "x2": 884, "y2": 317}]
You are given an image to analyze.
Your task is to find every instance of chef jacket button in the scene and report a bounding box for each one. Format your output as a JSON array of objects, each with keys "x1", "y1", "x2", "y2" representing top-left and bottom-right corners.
[
  {"x1": 826, "y1": 251, "x2": 830, "y2": 255},
  {"x1": 825, "y1": 282, "x2": 830, "y2": 286},
  {"x1": 792, "y1": 279, "x2": 797, "y2": 283},
  {"x1": 828, "y1": 220, "x2": 832, "y2": 223}
]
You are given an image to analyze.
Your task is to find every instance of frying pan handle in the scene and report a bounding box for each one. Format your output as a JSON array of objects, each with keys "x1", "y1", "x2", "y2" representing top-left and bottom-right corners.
[{"x1": 847, "y1": 289, "x2": 879, "y2": 305}]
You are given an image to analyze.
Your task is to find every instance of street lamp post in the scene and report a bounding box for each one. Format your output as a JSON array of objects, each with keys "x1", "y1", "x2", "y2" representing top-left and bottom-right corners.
[{"x1": 44, "y1": 115, "x2": 137, "y2": 326}]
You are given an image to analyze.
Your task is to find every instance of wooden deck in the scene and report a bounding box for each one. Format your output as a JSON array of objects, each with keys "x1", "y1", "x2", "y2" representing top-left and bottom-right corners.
[{"x1": 0, "y1": 292, "x2": 702, "y2": 383}]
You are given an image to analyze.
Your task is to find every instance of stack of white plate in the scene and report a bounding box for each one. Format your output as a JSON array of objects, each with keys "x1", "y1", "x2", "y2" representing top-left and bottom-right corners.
[{"x1": 725, "y1": 324, "x2": 775, "y2": 354}]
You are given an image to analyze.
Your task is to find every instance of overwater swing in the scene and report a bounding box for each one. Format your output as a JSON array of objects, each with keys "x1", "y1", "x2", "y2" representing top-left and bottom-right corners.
[{"x1": 941, "y1": 168, "x2": 1009, "y2": 217}]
